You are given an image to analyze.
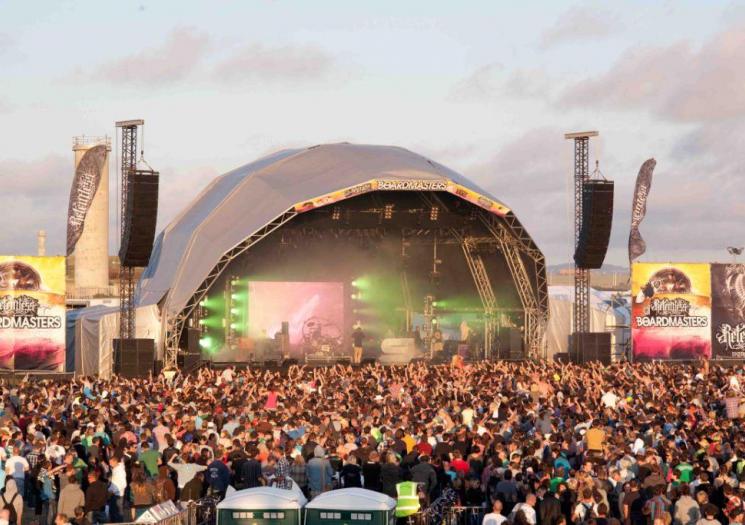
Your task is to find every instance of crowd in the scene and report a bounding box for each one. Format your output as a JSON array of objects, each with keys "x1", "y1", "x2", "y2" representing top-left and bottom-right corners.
[{"x1": 1, "y1": 360, "x2": 745, "y2": 525}]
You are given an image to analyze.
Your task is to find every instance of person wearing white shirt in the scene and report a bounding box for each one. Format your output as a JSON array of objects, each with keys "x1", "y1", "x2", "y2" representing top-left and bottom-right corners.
[
  {"x1": 108, "y1": 457, "x2": 127, "y2": 523},
  {"x1": 4, "y1": 448, "x2": 29, "y2": 497},
  {"x1": 601, "y1": 390, "x2": 619, "y2": 409},
  {"x1": 509, "y1": 494, "x2": 537, "y2": 525},
  {"x1": 483, "y1": 500, "x2": 507, "y2": 525}
]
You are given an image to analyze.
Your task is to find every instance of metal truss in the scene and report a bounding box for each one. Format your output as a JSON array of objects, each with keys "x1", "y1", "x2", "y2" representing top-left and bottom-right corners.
[
  {"x1": 118, "y1": 124, "x2": 138, "y2": 341},
  {"x1": 479, "y1": 212, "x2": 548, "y2": 359},
  {"x1": 163, "y1": 208, "x2": 298, "y2": 369},
  {"x1": 572, "y1": 137, "x2": 591, "y2": 336},
  {"x1": 454, "y1": 233, "x2": 499, "y2": 359}
]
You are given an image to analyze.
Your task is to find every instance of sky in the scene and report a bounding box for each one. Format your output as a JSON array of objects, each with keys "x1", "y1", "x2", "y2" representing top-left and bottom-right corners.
[{"x1": 1, "y1": 0, "x2": 744, "y2": 267}]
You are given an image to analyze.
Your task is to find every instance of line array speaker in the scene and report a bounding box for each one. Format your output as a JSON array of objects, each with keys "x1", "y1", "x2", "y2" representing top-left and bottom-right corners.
[
  {"x1": 574, "y1": 180, "x2": 614, "y2": 269},
  {"x1": 113, "y1": 338, "x2": 155, "y2": 377},
  {"x1": 119, "y1": 170, "x2": 159, "y2": 267}
]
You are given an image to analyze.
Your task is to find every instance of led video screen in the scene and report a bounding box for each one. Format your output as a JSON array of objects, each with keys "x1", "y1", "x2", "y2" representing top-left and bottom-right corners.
[{"x1": 247, "y1": 281, "x2": 345, "y2": 348}]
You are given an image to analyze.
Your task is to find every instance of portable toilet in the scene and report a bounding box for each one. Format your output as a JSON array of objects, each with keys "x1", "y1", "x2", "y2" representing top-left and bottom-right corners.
[
  {"x1": 305, "y1": 488, "x2": 396, "y2": 525},
  {"x1": 216, "y1": 486, "x2": 307, "y2": 525}
]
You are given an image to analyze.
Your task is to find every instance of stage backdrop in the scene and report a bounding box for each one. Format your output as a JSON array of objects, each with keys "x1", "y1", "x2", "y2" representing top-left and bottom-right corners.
[
  {"x1": 632, "y1": 263, "x2": 712, "y2": 360},
  {"x1": 0, "y1": 256, "x2": 66, "y2": 370}
]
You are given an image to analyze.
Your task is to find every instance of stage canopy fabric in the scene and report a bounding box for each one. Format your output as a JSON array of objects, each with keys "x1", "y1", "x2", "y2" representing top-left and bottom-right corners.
[{"x1": 136, "y1": 143, "x2": 514, "y2": 318}]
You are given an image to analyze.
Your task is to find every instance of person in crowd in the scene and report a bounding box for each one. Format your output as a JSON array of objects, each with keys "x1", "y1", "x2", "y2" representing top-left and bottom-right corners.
[
  {"x1": 306, "y1": 446, "x2": 334, "y2": 498},
  {"x1": 1, "y1": 480, "x2": 22, "y2": 525},
  {"x1": 129, "y1": 469, "x2": 156, "y2": 520},
  {"x1": 83, "y1": 471, "x2": 108, "y2": 525},
  {"x1": 57, "y1": 476, "x2": 85, "y2": 523}
]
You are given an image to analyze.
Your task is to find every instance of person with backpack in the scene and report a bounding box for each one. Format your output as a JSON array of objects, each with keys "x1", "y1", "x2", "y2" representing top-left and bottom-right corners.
[{"x1": 1, "y1": 479, "x2": 22, "y2": 525}]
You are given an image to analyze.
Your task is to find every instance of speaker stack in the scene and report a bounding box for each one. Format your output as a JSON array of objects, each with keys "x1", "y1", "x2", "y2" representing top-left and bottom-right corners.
[
  {"x1": 113, "y1": 338, "x2": 155, "y2": 377},
  {"x1": 495, "y1": 327, "x2": 525, "y2": 360},
  {"x1": 569, "y1": 332, "x2": 612, "y2": 365}
]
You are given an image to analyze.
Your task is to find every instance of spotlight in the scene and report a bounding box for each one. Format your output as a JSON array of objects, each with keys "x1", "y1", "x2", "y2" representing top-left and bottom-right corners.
[
  {"x1": 231, "y1": 308, "x2": 239, "y2": 315},
  {"x1": 198, "y1": 319, "x2": 205, "y2": 325},
  {"x1": 332, "y1": 206, "x2": 341, "y2": 220},
  {"x1": 430, "y1": 206, "x2": 439, "y2": 221},
  {"x1": 350, "y1": 293, "x2": 358, "y2": 300},
  {"x1": 231, "y1": 294, "x2": 239, "y2": 300},
  {"x1": 432, "y1": 318, "x2": 438, "y2": 325},
  {"x1": 199, "y1": 299, "x2": 207, "y2": 307},
  {"x1": 199, "y1": 337, "x2": 212, "y2": 349},
  {"x1": 384, "y1": 204, "x2": 394, "y2": 220},
  {"x1": 352, "y1": 280, "x2": 359, "y2": 288}
]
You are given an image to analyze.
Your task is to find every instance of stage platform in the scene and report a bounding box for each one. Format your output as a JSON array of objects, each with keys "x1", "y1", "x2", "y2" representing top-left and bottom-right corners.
[{"x1": 0, "y1": 370, "x2": 75, "y2": 384}]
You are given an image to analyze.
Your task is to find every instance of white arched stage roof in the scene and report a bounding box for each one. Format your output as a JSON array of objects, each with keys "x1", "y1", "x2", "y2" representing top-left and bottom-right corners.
[{"x1": 137, "y1": 143, "x2": 517, "y2": 318}]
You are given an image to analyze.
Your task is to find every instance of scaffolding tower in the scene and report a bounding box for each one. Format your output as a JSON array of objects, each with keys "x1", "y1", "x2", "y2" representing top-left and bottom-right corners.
[
  {"x1": 565, "y1": 131, "x2": 598, "y2": 352},
  {"x1": 116, "y1": 119, "x2": 143, "y2": 341}
]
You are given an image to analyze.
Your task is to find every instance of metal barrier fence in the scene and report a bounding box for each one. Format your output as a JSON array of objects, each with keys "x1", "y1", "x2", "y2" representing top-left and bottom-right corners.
[
  {"x1": 406, "y1": 506, "x2": 486, "y2": 525},
  {"x1": 118, "y1": 497, "x2": 219, "y2": 525}
]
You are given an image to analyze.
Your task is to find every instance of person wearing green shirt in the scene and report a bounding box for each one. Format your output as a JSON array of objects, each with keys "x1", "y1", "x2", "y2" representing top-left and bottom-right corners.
[
  {"x1": 138, "y1": 441, "x2": 160, "y2": 478},
  {"x1": 675, "y1": 461, "x2": 693, "y2": 483}
]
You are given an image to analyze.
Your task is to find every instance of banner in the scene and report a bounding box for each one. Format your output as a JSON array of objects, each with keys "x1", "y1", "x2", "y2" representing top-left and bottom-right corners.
[
  {"x1": 628, "y1": 159, "x2": 656, "y2": 265},
  {"x1": 67, "y1": 145, "x2": 107, "y2": 255},
  {"x1": 0, "y1": 256, "x2": 66, "y2": 370},
  {"x1": 711, "y1": 264, "x2": 745, "y2": 358},
  {"x1": 293, "y1": 178, "x2": 510, "y2": 217},
  {"x1": 632, "y1": 263, "x2": 711, "y2": 360}
]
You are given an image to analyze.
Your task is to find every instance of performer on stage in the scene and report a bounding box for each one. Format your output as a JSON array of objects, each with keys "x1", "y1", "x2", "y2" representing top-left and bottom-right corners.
[{"x1": 352, "y1": 323, "x2": 365, "y2": 364}]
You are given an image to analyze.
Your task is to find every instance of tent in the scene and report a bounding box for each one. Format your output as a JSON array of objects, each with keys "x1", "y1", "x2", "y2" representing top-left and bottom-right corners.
[
  {"x1": 305, "y1": 488, "x2": 396, "y2": 525},
  {"x1": 216, "y1": 486, "x2": 307, "y2": 525},
  {"x1": 73, "y1": 304, "x2": 161, "y2": 377},
  {"x1": 545, "y1": 286, "x2": 630, "y2": 360}
]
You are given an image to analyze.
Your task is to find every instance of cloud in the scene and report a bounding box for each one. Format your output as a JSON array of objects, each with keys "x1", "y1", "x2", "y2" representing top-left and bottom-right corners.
[
  {"x1": 540, "y1": 6, "x2": 620, "y2": 48},
  {"x1": 0, "y1": 155, "x2": 70, "y2": 255},
  {"x1": 0, "y1": 33, "x2": 12, "y2": 54},
  {"x1": 466, "y1": 128, "x2": 572, "y2": 259},
  {"x1": 450, "y1": 64, "x2": 551, "y2": 101},
  {"x1": 89, "y1": 27, "x2": 210, "y2": 85},
  {"x1": 559, "y1": 23, "x2": 745, "y2": 122},
  {"x1": 213, "y1": 43, "x2": 334, "y2": 83}
]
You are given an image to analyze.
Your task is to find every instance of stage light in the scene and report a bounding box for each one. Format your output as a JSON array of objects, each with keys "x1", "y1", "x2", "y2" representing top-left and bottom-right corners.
[
  {"x1": 199, "y1": 337, "x2": 212, "y2": 349},
  {"x1": 352, "y1": 280, "x2": 359, "y2": 288},
  {"x1": 350, "y1": 293, "x2": 358, "y2": 300},
  {"x1": 231, "y1": 294, "x2": 239, "y2": 300},
  {"x1": 230, "y1": 323, "x2": 238, "y2": 330},
  {"x1": 231, "y1": 308, "x2": 239, "y2": 315},
  {"x1": 199, "y1": 299, "x2": 207, "y2": 307},
  {"x1": 198, "y1": 319, "x2": 205, "y2": 325},
  {"x1": 432, "y1": 318, "x2": 438, "y2": 325},
  {"x1": 332, "y1": 206, "x2": 341, "y2": 220},
  {"x1": 432, "y1": 301, "x2": 439, "y2": 307},
  {"x1": 384, "y1": 204, "x2": 394, "y2": 220},
  {"x1": 430, "y1": 206, "x2": 439, "y2": 221}
]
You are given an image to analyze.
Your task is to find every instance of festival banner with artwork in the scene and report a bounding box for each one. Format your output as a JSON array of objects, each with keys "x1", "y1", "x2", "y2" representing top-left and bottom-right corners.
[
  {"x1": 631, "y1": 263, "x2": 712, "y2": 360},
  {"x1": 0, "y1": 256, "x2": 66, "y2": 370},
  {"x1": 711, "y1": 264, "x2": 745, "y2": 359}
]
